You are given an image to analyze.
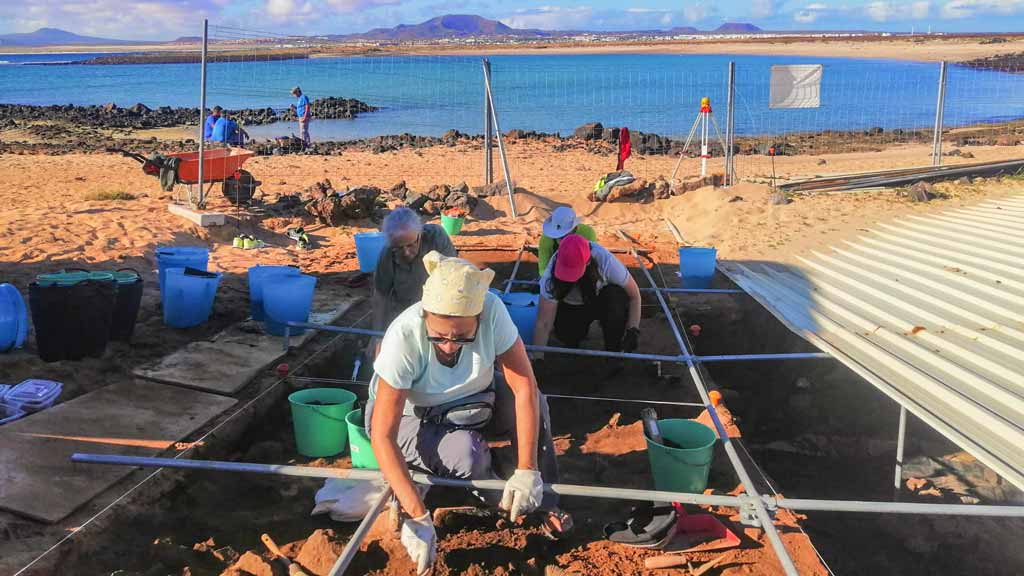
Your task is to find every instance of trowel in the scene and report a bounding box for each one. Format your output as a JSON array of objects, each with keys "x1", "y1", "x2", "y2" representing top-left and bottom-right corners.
[{"x1": 261, "y1": 533, "x2": 311, "y2": 576}]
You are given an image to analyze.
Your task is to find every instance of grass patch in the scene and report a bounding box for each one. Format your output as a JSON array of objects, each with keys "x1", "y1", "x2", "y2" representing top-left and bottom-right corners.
[{"x1": 85, "y1": 190, "x2": 136, "y2": 201}]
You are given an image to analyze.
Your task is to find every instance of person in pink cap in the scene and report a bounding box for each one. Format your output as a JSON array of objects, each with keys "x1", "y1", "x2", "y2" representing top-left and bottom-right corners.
[{"x1": 532, "y1": 234, "x2": 642, "y2": 359}]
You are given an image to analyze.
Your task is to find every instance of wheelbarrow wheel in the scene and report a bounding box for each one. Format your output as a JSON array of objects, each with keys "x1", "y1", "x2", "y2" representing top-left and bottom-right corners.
[{"x1": 223, "y1": 170, "x2": 259, "y2": 205}]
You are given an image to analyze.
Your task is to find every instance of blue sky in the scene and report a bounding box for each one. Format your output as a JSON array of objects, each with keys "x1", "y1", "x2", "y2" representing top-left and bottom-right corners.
[{"x1": 1, "y1": 0, "x2": 1021, "y2": 40}]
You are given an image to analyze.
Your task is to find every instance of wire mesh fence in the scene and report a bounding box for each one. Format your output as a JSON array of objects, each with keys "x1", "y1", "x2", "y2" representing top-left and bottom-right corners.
[{"x1": 196, "y1": 23, "x2": 1024, "y2": 193}]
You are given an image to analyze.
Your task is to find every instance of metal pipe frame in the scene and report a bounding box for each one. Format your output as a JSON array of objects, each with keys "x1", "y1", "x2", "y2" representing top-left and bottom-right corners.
[
  {"x1": 503, "y1": 278, "x2": 745, "y2": 294},
  {"x1": 282, "y1": 321, "x2": 828, "y2": 364},
  {"x1": 895, "y1": 405, "x2": 908, "y2": 500},
  {"x1": 626, "y1": 244, "x2": 799, "y2": 576},
  {"x1": 329, "y1": 487, "x2": 392, "y2": 576},
  {"x1": 503, "y1": 244, "x2": 526, "y2": 296},
  {"x1": 70, "y1": 454, "x2": 1024, "y2": 519},
  {"x1": 725, "y1": 62, "x2": 737, "y2": 186}
]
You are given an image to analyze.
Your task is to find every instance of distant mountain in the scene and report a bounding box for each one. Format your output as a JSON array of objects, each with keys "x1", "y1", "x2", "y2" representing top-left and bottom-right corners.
[
  {"x1": 0, "y1": 27, "x2": 139, "y2": 46},
  {"x1": 336, "y1": 14, "x2": 550, "y2": 41},
  {"x1": 170, "y1": 36, "x2": 202, "y2": 44},
  {"x1": 712, "y1": 23, "x2": 763, "y2": 34},
  {"x1": 666, "y1": 26, "x2": 701, "y2": 35}
]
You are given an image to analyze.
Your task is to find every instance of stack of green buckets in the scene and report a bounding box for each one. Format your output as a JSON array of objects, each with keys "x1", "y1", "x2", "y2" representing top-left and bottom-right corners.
[{"x1": 288, "y1": 388, "x2": 378, "y2": 468}]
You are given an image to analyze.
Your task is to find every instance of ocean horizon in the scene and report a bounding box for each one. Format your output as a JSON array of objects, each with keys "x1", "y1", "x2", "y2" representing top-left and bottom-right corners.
[{"x1": 1, "y1": 51, "x2": 1023, "y2": 141}]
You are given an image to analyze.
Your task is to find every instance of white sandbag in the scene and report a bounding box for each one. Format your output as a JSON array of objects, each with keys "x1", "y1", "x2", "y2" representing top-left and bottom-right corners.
[{"x1": 311, "y1": 478, "x2": 389, "y2": 522}]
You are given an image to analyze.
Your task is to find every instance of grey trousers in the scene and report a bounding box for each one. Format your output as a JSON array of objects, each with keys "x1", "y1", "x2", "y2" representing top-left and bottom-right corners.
[
  {"x1": 366, "y1": 372, "x2": 560, "y2": 508},
  {"x1": 298, "y1": 119, "x2": 310, "y2": 145}
]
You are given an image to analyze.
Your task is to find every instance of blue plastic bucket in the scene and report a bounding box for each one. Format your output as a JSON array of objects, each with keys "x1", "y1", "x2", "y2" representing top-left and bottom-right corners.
[
  {"x1": 162, "y1": 267, "x2": 222, "y2": 328},
  {"x1": 247, "y1": 265, "x2": 301, "y2": 321},
  {"x1": 263, "y1": 274, "x2": 318, "y2": 336},
  {"x1": 678, "y1": 247, "x2": 717, "y2": 289},
  {"x1": 0, "y1": 284, "x2": 27, "y2": 352},
  {"x1": 498, "y1": 291, "x2": 539, "y2": 345},
  {"x1": 354, "y1": 232, "x2": 386, "y2": 274},
  {"x1": 156, "y1": 247, "x2": 209, "y2": 302}
]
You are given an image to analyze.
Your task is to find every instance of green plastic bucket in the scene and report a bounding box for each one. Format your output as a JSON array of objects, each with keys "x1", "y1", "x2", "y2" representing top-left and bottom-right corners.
[
  {"x1": 645, "y1": 419, "x2": 717, "y2": 494},
  {"x1": 440, "y1": 214, "x2": 465, "y2": 236},
  {"x1": 288, "y1": 388, "x2": 357, "y2": 457},
  {"x1": 346, "y1": 409, "x2": 379, "y2": 469}
]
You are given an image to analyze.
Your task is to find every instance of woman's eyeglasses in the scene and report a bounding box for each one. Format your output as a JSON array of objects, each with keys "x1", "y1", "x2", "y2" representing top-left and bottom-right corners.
[{"x1": 426, "y1": 334, "x2": 478, "y2": 345}]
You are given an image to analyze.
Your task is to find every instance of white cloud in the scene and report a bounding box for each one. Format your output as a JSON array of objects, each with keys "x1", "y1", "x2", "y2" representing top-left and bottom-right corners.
[
  {"x1": 625, "y1": 7, "x2": 668, "y2": 13},
  {"x1": 941, "y1": 0, "x2": 1024, "y2": 18},
  {"x1": 793, "y1": 2, "x2": 828, "y2": 22},
  {"x1": 0, "y1": 0, "x2": 221, "y2": 39},
  {"x1": 751, "y1": 0, "x2": 775, "y2": 18},
  {"x1": 911, "y1": 1, "x2": 931, "y2": 17},
  {"x1": 683, "y1": 2, "x2": 712, "y2": 22},
  {"x1": 266, "y1": 0, "x2": 314, "y2": 20},
  {"x1": 499, "y1": 6, "x2": 593, "y2": 30},
  {"x1": 660, "y1": 12, "x2": 674, "y2": 25},
  {"x1": 865, "y1": 1, "x2": 896, "y2": 20},
  {"x1": 326, "y1": 0, "x2": 400, "y2": 13}
]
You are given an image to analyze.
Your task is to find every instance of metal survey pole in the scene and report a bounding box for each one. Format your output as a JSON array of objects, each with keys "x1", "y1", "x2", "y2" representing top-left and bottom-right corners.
[
  {"x1": 483, "y1": 59, "x2": 494, "y2": 185},
  {"x1": 329, "y1": 487, "x2": 392, "y2": 576},
  {"x1": 725, "y1": 62, "x2": 736, "y2": 185},
  {"x1": 932, "y1": 61, "x2": 948, "y2": 167},
  {"x1": 503, "y1": 244, "x2": 526, "y2": 296},
  {"x1": 482, "y1": 63, "x2": 517, "y2": 218},
  {"x1": 197, "y1": 19, "x2": 209, "y2": 207},
  {"x1": 894, "y1": 405, "x2": 907, "y2": 499}
]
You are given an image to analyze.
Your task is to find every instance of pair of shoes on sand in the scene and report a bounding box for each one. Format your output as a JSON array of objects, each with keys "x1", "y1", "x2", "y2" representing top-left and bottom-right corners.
[
  {"x1": 233, "y1": 234, "x2": 265, "y2": 249},
  {"x1": 287, "y1": 227, "x2": 312, "y2": 250}
]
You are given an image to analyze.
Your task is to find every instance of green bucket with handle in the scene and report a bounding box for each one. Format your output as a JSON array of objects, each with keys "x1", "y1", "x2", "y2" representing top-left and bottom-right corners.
[
  {"x1": 440, "y1": 214, "x2": 465, "y2": 236},
  {"x1": 346, "y1": 408, "x2": 379, "y2": 469},
  {"x1": 288, "y1": 388, "x2": 357, "y2": 457},
  {"x1": 645, "y1": 419, "x2": 718, "y2": 493}
]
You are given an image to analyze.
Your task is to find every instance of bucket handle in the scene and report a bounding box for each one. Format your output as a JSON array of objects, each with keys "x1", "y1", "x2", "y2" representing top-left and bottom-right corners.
[{"x1": 308, "y1": 406, "x2": 350, "y2": 423}]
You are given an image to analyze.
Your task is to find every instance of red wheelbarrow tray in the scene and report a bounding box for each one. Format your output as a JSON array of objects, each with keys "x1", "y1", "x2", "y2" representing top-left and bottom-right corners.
[{"x1": 166, "y1": 148, "x2": 254, "y2": 184}]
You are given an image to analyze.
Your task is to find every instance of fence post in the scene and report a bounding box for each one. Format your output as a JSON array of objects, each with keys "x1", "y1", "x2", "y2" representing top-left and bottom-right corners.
[
  {"x1": 197, "y1": 19, "x2": 209, "y2": 207},
  {"x1": 931, "y1": 61, "x2": 947, "y2": 167},
  {"x1": 725, "y1": 61, "x2": 736, "y2": 186},
  {"x1": 483, "y1": 59, "x2": 494, "y2": 185},
  {"x1": 482, "y1": 62, "x2": 517, "y2": 218}
]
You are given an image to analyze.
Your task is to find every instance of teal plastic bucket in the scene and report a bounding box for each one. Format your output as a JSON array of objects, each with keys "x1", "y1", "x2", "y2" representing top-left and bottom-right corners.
[
  {"x1": 162, "y1": 268, "x2": 222, "y2": 328},
  {"x1": 346, "y1": 409, "x2": 379, "y2": 469},
  {"x1": 288, "y1": 388, "x2": 357, "y2": 457},
  {"x1": 493, "y1": 290, "x2": 539, "y2": 345},
  {"x1": 678, "y1": 247, "x2": 717, "y2": 289},
  {"x1": 645, "y1": 419, "x2": 717, "y2": 494},
  {"x1": 354, "y1": 232, "x2": 386, "y2": 273},
  {"x1": 36, "y1": 271, "x2": 113, "y2": 287}
]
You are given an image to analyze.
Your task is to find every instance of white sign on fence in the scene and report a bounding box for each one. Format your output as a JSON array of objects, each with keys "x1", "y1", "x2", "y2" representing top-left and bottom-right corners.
[{"x1": 769, "y1": 64, "x2": 823, "y2": 109}]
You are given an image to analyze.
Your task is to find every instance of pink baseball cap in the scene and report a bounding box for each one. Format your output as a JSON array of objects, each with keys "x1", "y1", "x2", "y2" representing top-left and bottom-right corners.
[{"x1": 554, "y1": 234, "x2": 591, "y2": 282}]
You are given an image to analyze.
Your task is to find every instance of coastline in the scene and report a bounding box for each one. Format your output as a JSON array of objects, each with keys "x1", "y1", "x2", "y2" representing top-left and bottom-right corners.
[{"x1": 3, "y1": 35, "x2": 1024, "y2": 64}]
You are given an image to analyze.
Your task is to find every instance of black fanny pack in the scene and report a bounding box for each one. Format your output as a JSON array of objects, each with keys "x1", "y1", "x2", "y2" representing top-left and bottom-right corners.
[{"x1": 413, "y1": 390, "x2": 495, "y2": 430}]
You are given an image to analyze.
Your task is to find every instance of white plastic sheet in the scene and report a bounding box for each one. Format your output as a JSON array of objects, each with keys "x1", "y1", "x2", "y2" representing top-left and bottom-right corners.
[{"x1": 769, "y1": 65, "x2": 823, "y2": 109}]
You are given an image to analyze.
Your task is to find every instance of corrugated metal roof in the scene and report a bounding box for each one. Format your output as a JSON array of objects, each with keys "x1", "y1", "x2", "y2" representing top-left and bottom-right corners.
[{"x1": 720, "y1": 194, "x2": 1024, "y2": 491}]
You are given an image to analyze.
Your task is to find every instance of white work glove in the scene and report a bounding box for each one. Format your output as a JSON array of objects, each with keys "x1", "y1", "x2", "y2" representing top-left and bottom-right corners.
[
  {"x1": 400, "y1": 512, "x2": 437, "y2": 575},
  {"x1": 500, "y1": 468, "x2": 544, "y2": 520}
]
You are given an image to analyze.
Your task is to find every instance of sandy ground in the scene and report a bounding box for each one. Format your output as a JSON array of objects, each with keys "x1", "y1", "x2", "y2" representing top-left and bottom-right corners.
[
  {"x1": 1, "y1": 141, "x2": 1022, "y2": 289},
  {"x1": 1, "y1": 141, "x2": 1022, "y2": 575},
  {"x1": 6, "y1": 35, "x2": 1024, "y2": 63}
]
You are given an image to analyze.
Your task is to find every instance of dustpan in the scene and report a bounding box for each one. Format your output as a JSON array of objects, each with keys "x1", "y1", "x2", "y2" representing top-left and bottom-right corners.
[{"x1": 663, "y1": 503, "x2": 741, "y2": 553}]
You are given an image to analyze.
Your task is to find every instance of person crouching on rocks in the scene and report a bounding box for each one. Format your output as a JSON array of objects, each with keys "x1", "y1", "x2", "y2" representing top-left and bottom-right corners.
[{"x1": 367, "y1": 251, "x2": 572, "y2": 575}]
